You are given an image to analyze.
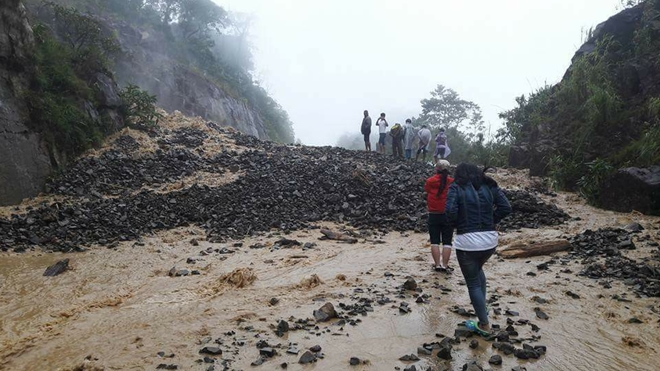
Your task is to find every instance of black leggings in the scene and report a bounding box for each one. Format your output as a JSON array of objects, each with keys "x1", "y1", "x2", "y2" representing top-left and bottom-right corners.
[{"x1": 428, "y1": 213, "x2": 453, "y2": 245}]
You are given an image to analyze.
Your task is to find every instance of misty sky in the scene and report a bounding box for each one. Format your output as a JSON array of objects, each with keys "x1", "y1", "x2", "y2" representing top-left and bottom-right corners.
[{"x1": 218, "y1": 0, "x2": 623, "y2": 146}]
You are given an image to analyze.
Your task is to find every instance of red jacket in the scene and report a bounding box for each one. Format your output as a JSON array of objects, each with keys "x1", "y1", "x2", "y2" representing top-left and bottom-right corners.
[{"x1": 424, "y1": 174, "x2": 454, "y2": 213}]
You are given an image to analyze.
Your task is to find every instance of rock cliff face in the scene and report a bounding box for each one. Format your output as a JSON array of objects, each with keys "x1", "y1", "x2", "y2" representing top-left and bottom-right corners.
[
  {"x1": 0, "y1": 0, "x2": 51, "y2": 205},
  {"x1": 110, "y1": 22, "x2": 269, "y2": 139}
]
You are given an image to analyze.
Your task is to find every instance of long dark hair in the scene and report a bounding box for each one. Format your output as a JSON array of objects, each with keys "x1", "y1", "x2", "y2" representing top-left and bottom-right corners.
[
  {"x1": 436, "y1": 169, "x2": 450, "y2": 197},
  {"x1": 454, "y1": 163, "x2": 498, "y2": 189}
]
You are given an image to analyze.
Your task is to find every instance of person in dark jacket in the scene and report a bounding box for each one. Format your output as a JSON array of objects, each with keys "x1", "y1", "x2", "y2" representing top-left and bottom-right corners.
[
  {"x1": 424, "y1": 160, "x2": 454, "y2": 272},
  {"x1": 445, "y1": 163, "x2": 512, "y2": 336},
  {"x1": 361, "y1": 110, "x2": 372, "y2": 151}
]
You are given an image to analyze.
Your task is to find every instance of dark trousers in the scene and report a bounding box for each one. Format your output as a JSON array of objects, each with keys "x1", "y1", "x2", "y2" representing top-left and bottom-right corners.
[
  {"x1": 456, "y1": 247, "x2": 496, "y2": 325},
  {"x1": 392, "y1": 140, "x2": 403, "y2": 158}
]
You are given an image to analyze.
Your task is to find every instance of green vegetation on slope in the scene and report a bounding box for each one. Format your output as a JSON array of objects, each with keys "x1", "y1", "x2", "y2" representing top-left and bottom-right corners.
[
  {"x1": 25, "y1": 2, "x2": 158, "y2": 159},
  {"x1": 37, "y1": 0, "x2": 295, "y2": 143},
  {"x1": 499, "y1": 0, "x2": 660, "y2": 205}
]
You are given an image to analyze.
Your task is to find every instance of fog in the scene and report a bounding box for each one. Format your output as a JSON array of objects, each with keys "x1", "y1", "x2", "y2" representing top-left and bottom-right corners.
[{"x1": 218, "y1": 0, "x2": 623, "y2": 146}]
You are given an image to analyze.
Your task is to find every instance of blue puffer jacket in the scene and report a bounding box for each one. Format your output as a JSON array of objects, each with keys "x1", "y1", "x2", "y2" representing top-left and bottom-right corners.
[{"x1": 445, "y1": 182, "x2": 512, "y2": 235}]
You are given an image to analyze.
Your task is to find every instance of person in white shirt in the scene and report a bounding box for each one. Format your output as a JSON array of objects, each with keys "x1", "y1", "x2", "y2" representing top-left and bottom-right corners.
[
  {"x1": 415, "y1": 125, "x2": 432, "y2": 162},
  {"x1": 375, "y1": 112, "x2": 388, "y2": 154}
]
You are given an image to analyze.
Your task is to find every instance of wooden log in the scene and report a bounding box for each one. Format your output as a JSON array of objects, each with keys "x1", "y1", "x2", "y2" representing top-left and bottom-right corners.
[
  {"x1": 499, "y1": 240, "x2": 571, "y2": 259},
  {"x1": 320, "y1": 229, "x2": 358, "y2": 244}
]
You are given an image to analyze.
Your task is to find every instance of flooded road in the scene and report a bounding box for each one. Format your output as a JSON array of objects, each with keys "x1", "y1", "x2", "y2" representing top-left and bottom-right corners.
[{"x1": 2, "y1": 203, "x2": 659, "y2": 371}]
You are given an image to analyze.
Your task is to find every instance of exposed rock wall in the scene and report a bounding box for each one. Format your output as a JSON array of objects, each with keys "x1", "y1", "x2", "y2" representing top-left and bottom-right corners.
[
  {"x1": 104, "y1": 18, "x2": 269, "y2": 139},
  {"x1": 0, "y1": 0, "x2": 51, "y2": 205}
]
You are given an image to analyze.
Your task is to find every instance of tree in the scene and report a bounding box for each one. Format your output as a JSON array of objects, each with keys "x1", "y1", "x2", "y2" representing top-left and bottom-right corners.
[
  {"x1": 179, "y1": 0, "x2": 228, "y2": 40},
  {"x1": 418, "y1": 85, "x2": 484, "y2": 139}
]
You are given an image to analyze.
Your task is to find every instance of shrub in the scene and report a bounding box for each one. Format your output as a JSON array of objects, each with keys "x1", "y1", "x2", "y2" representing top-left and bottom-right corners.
[
  {"x1": 119, "y1": 84, "x2": 162, "y2": 130},
  {"x1": 577, "y1": 158, "x2": 614, "y2": 205}
]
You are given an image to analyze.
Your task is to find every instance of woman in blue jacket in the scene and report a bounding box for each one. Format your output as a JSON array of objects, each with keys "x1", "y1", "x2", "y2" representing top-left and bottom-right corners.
[{"x1": 445, "y1": 163, "x2": 512, "y2": 336}]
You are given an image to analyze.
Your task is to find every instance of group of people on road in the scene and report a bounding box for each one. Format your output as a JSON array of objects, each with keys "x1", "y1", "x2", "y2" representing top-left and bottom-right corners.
[
  {"x1": 360, "y1": 110, "x2": 451, "y2": 163},
  {"x1": 362, "y1": 109, "x2": 512, "y2": 338},
  {"x1": 424, "y1": 160, "x2": 512, "y2": 337}
]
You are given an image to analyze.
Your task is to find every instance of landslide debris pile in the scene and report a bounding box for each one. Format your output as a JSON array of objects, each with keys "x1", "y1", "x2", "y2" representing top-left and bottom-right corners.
[
  {"x1": 499, "y1": 190, "x2": 570, "y2": 231},
  {"x1": 0, "y1": 123, "x2": 571, "y2": 252},
  {"x1": 567, "y1": 228, "x2": 660, "y2": 297}
]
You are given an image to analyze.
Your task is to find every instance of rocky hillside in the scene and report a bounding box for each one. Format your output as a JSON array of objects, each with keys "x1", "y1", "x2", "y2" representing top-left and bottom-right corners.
[
  {"x1": 505, "y1": 1, "x2": 660, "y2": 215},
  {"x1": 0, "y1": 0, "x2": 294, "y2": 206}
]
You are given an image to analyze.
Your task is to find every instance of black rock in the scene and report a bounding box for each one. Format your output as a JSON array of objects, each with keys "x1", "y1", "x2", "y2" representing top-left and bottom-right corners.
[
  {"x1": 403, "y1": 277, "x2": 418, "y2": 290},
  {"x1": 488, "y1": 355, "x2": 502, "y2": 365},
  {"x1": 156, "y1": 364, "x2": 178, "y2": 370},
  {"x1": 314, "y1": 302, "x2": 338, "y2": 322},
  {"x1": 628, "y1": 317, "x2": 644, "y2": 324},
  {"x1": 299, "y1": 350, "x2": 316, "y2": 364},
  {"x1": 270, "y1": 297, "x2": 280, "y2": 306},
  {"x1": 309, "y1": 345, "x2": 322, "y2": 352},
  {"x1": 44, "y1": 259, "x2": 69, "y2": 276},
  {"x1": 199, "y1": 346, "x2": 222, "y2": 356},
  {"x1": 259, "y1": 347, "x2": 277, "y2": 358},
  {"x1": 469, "y1": 339, "x2": 479, "y2": 349},
  {"x1": 399, "y1": 354, "x2": 420, "y2": 361},
  {"x1": 534, "y1": 308, "x2": 549, "y2": 320},
  {"x1": 276, "y1": 320, "x2": 289, "y2": 336},
  {"x1": 349, "y1": 357, "x2": 360, "y2": 365}
]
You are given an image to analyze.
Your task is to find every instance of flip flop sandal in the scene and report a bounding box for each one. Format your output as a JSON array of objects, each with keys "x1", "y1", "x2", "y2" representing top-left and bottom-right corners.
[
  {"x1": 434, "y1": 265, "x2": 447, "y2": 273},
  {"x1": 465, "y1": 320, "x2": 491, "y2": 337}
]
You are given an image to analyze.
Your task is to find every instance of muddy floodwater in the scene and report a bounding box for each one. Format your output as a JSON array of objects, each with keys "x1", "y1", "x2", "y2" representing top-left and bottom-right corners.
[{"x1": 2, "y1": 185, "x2": 660, "y2": 371}]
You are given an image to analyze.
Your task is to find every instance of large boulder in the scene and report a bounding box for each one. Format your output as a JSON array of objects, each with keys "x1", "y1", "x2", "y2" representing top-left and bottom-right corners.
[{"x1": 599, "y1": 166, "x2": 660, "y2": 215}]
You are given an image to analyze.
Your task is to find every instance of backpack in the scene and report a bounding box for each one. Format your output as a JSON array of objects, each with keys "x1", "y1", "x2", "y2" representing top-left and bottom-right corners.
[{"x1": 390, "y1": 124, "x2": 403, "y2": 138}]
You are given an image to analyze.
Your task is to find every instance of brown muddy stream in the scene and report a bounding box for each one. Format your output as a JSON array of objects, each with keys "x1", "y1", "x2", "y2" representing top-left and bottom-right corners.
[{"x1": 2, "y1": 200, "x2": 660, "y2": 371}]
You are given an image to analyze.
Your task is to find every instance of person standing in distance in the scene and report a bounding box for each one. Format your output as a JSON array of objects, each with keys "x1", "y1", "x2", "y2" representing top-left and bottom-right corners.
[
  {"x1": 361, "y1": 110, "x2": 372, "y2": 151},
  {"x1": 403, "y1": 119, "x2": 415, "y2": 160},
  {"x1": 416, "y1": 125, "x2": 432, "y2": 162},
  {"x1": 424, "y1": 160, "x2": 455, "y2": 272},
  {"x1": 375, "y1": 112, "x2": 388, "y2": 154},
  {"x1": 445, "y1": 164, "x2": 512, "y2": 336},
  {"x1": 434, "y1": 128, "x2": 451, "y2": 163}
]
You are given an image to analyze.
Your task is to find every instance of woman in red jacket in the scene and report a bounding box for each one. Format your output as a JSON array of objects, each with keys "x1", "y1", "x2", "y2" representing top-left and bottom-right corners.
[{"x1": 424, "y1": 160, "x2": 454, "y2": 272}]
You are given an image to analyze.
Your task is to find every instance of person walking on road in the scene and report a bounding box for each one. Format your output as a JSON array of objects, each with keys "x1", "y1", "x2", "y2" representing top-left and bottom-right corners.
[
  {"x1": 415, "y1": 125, "x2": 432, "y2": 162},
  {"x1": 375, "y1": 113, "x2": 388, "y2": 154},
  {"x1": 424, "y1": 160, "x2": 454, "y2": 272},
  {"x1": 361, "y1": 110, "x2": 372, "y2": 151},
  {"x1": 445, "y1": 164, "x2": 512, "y2": 337},
  {"x1": 403, "y1": 119, "x2": 415, "y2": 160},
  {"x1": 389, "y1": 122, "x2": 404, "y2": 159}
]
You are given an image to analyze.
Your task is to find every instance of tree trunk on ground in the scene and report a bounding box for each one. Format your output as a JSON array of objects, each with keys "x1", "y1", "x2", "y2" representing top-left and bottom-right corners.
[{"x1": 499, "y1": 240, "x2": 571, "y2": 259}]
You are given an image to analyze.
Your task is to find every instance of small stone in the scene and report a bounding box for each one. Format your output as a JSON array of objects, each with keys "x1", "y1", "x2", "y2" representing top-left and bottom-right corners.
[
  {"x1": 199, "y1": 347, "x2": 222, "y2": 356},
  {"x1": 44, "y1": 259, "x2": 69, "y2": 276},
  {"x1": 628, "y1": 317, "x2": 643, "y2": 324},
  {"x1": 534, "y1": 308, "x2": 549, "y2": 320},
  {"x1": 299, "y1": 350, "x2": 316, "y2": 364},
  {"x1": 488, "y1": 355, "x2": 502, "y2": 365},
  {"x1": 403, "y1": 277, "x2": 418, "y2": 290},
  {"x1": 259, "y1": 347, "x2": 277, "y2": 358},
  {"x1": 251, "y1": 357, "x2": 264, "y2": 366},
  {"x1": 417, "y1": 346, "x2": 432, "y2": 355},
  {"x1": 269, "y1": 297, "x2": 280, "y2": 306},
  {"x1": 349, "y1": 357, "x2": 360, "y2": 365},
  {"x1": 313, "y1": 302, "x2": 338, "y2": 322},
  {"x1": 469, "y1": 339, "x2": 479, "y2": 349},
  {"x1": 276, "y1": 320, "x2": 289, "y2": 336},
  {"x1": 156, "y1": 364, "x2": 178, "y2": 370},
  {"x1": 309, "y1": 345, "x2": 322, "y2": 352},
  {"x1": 398, "y1": 354, "x2": 419, "y2": 361}
]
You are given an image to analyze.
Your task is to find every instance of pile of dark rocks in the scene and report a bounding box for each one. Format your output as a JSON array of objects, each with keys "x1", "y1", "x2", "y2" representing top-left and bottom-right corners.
[
  {"x1": 568, "y1": 228, "x2": 660, "y2": 297},
  {"x1": 1, "y1": 128, "x2": 571, "y2": 252},
  {"x1": 499, "y1": 190, "x2": 570, "y2": 231}
]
